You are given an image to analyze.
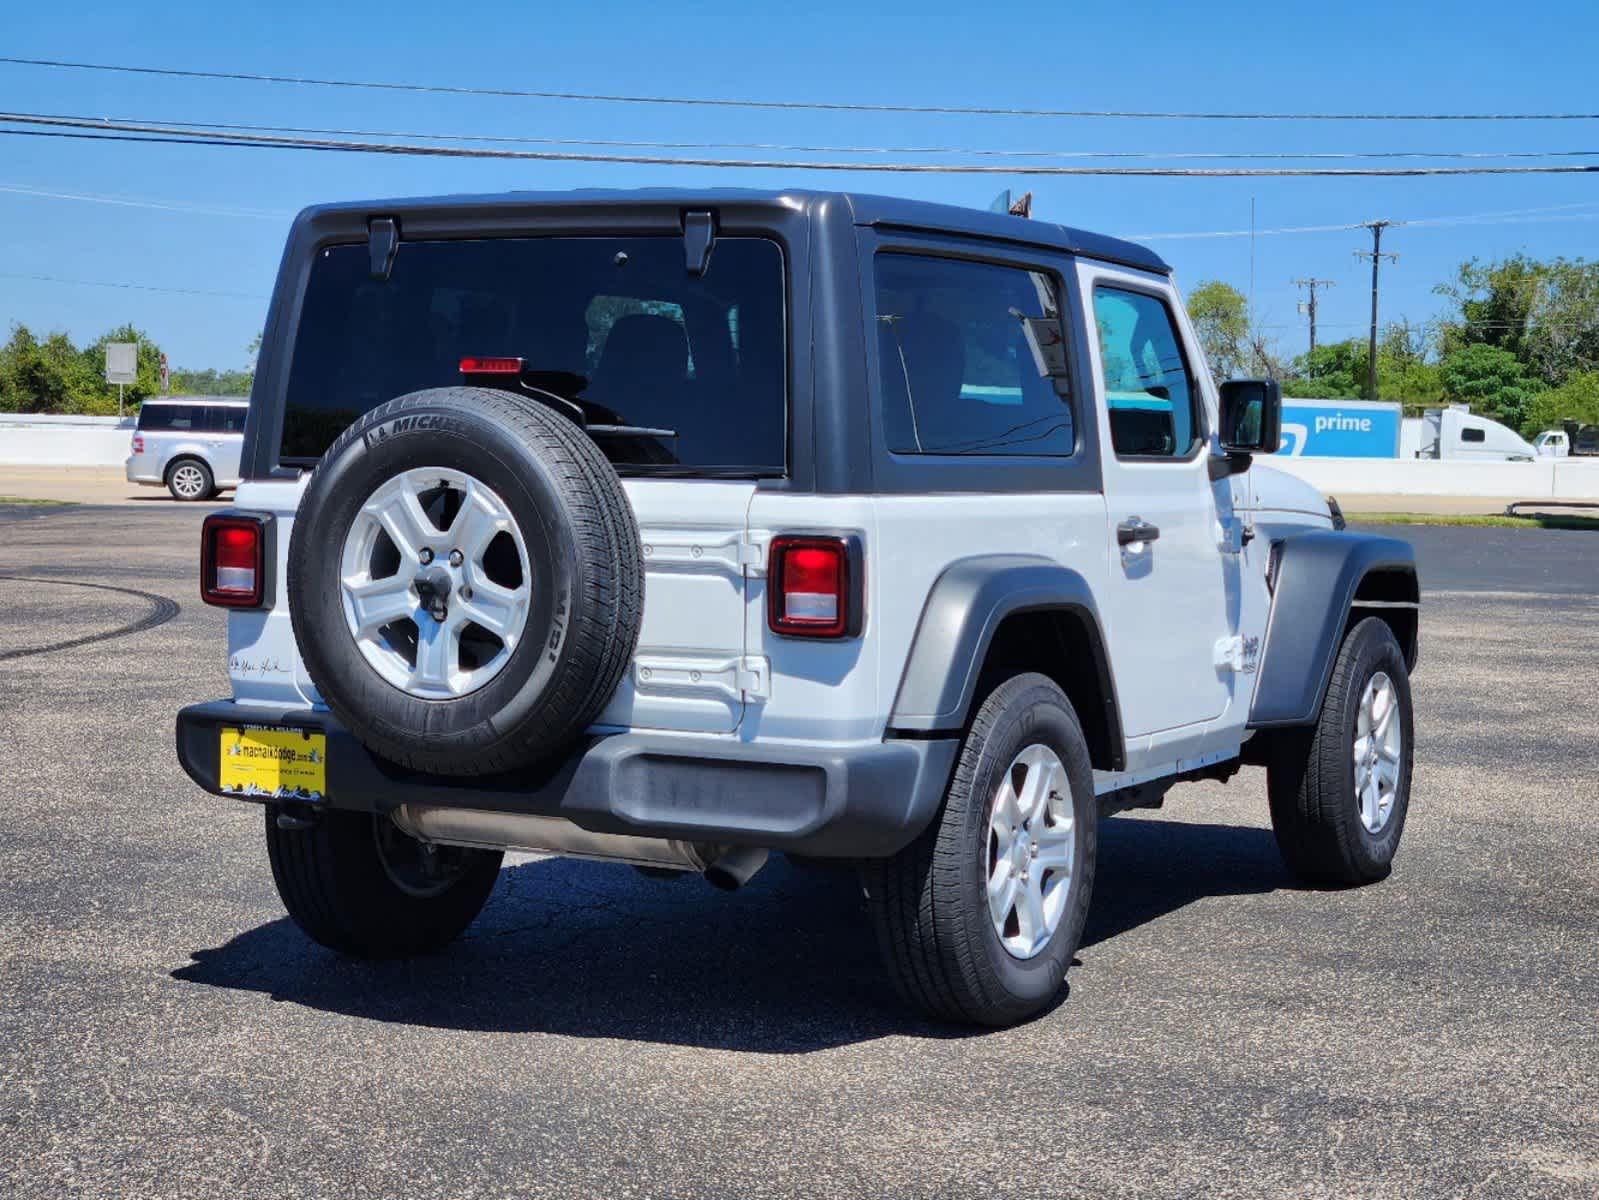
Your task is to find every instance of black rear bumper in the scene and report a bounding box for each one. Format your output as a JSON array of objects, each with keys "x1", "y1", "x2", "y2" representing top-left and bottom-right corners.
[{"x1": 176, "y1": 701, "x2": 957, "y2": 858}]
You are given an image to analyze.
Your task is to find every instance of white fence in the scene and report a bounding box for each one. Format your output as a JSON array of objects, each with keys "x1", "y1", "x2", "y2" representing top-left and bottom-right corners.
[
  {"x1": 0, "y1": 414, "x2": 134, "y2": 467},
  {"x1": 1265, "y1": 454, "x2": 1599, "y2": 501}
]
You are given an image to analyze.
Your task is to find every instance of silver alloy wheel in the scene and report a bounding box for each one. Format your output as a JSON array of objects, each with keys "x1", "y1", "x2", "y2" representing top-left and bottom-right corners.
[
  {"x1": 986, "y1": 743, "x2": 1076, "y2": 960},
  {"x1": 339, "y1": 467, "x2": 532, "y2": 699},
  {"x1": 169, "y1": 462, "x2": 207, "y2": 499},
  {"x1": 1353, "y1": 670, "x2": 1403, "y2": 834}
]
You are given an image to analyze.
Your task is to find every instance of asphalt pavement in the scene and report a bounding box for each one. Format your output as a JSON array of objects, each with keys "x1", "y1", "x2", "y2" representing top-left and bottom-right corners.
[{"x1": 1, "y1": 506, "x2": 1595, "y2": 1199}]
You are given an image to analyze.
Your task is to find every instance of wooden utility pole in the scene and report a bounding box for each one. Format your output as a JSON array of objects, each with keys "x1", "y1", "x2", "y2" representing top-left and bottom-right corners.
[
  {"x1": 1293, "y1": 277, "x2": 1335, "y2": 353},
  {"x1": 1354, "y1": 221, "x2": 1399, "y2": 401}
]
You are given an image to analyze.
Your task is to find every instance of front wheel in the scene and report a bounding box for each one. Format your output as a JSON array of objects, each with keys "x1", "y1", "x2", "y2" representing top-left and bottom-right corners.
[
  {"x1": 862, "y1": 673, "x2": 1097, "y2": 1027},
  {"x1": 1267, "y1": 617, "x2": 1415, "y2": 886},
  {"x1": 265, "y1": 808, "x2": 502, "y2": 957}
]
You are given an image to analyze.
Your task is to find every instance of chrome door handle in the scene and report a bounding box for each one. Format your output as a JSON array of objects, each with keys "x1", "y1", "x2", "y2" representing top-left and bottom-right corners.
[{"x1": 1117, "y1": 518, "x2": 1161, "y2": 547}]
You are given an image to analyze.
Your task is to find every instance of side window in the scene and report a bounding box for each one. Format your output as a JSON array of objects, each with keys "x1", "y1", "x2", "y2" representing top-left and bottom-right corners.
[
  {"x1": 875, "y1": 253, "x2": 1073, "y2": 457},
  {"x1": 217, "y1": 407, "x2": 248, "y2": 434},
  {"x1": 1461, "y1": 427, "x2": 1486, "y2": 444},
  {"x1": 139, "y1": 405, "x2": 201, "y2": 431},
  {"x1": 1092, "y1": 286, "x2": 1201, "y2": 459}
]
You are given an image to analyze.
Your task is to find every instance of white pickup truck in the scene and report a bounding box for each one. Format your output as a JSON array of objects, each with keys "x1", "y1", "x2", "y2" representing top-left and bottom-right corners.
[{"x1": 178, "y1": 190, "x2": 1420, "y2": 1026}]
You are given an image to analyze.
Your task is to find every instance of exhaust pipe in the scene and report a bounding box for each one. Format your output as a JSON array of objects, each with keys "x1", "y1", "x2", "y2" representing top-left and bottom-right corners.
[
  {"x1": 703, "y1": 846, "x2": 769, "y2": 892},
  {"x1": 391, "y1": 804, "x2": 770, "y2": 890}
]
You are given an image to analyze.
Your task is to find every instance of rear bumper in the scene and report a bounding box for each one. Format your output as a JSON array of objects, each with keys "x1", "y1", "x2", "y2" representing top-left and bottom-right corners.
[
  {"x1": 176, "y1": 700, "x2": 958, "y2": 858},
  {"x1": 125, "y1": 455, "x2": 162, "y2": 484}
]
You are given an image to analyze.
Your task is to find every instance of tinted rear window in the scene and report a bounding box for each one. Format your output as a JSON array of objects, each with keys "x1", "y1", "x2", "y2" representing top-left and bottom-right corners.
[
  {"x1": 281, "y1": 236, "x2": 787, "y2": 473},
  {"x1": 137, "y1": 404, "x2": 206, "y2": 431}
]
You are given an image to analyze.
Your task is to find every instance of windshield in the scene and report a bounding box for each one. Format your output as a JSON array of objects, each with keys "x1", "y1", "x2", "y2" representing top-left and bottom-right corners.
[{"x1": 281, "y1": 235, "x2": 787, "y2": 474}]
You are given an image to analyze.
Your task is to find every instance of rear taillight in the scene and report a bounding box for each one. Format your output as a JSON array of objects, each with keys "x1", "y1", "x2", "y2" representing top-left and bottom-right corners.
[
  {"x1": 201, "y1": 514, "x2": 267, "y2": 607},
  {"x1": 768, "y1": 536, "x2": 859, "y2": 639},
  {"x1": 131, "y1": 434, "x2": 144, "y2": 453},
  {"x1": 458, "y1": 356, "x2": 523, "y2": 375}
]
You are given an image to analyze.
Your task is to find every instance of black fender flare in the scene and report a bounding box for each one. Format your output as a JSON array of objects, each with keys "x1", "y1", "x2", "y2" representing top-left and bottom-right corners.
[
  {"x1": 1248, "y1": 530, "x2": 1419, "y2": 728},
  {"x1": 887, "y1": 554, "x2": 1125, "y2": 768}
]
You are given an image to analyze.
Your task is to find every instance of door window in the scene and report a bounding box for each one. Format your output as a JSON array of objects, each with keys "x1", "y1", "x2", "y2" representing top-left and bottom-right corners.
[
  {"x1": 1092, "y1": 286, "x2": 1201, "y2": 459},
  {"x1": 874, "y1": 253, "x2": 1073, "y2": 457},
  {"x1": 215, "y1": 407, "x2": 248, "y2": 434}
]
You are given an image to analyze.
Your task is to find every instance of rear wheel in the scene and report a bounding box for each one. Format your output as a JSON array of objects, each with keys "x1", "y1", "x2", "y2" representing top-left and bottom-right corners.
[
  {"x1": 166, "y1": 458, "x2": 213, "y2": 501},
  {"x1": 862, "y1": 673, "x2": 1097, "y2": 1026},
  {"x1": 264, "y1": 808, "x2": 502, "y2": 957},
  {"x1": 1268, "y1": 617, "x2": 1415, "y2": 886}
]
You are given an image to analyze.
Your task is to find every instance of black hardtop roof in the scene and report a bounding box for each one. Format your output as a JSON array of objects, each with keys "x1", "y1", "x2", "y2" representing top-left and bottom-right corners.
[{"x1": 298, "y1": 187, "x2": 1170, "y2": 275}]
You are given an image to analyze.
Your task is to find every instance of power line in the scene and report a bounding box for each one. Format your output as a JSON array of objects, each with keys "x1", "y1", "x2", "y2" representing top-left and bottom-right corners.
[
  {"x1": 6, "y1": 113, "x2": 1599, "y2": 176},
  {"x1": 4, "y1": 56, "x2": 1597, "y2": 122},
  {"x1": 0, "y1": 271, "x2": 267, "y2": 300},
  {"x1": 1127, "y1": 201, "x2": 1599, "y2": 240},
  {"x1": 14, "y1": 109, "x2": 1599, "y2": 162},
  {"x1": 0, "y1": 181, "x2": 287, "y2": 219}
]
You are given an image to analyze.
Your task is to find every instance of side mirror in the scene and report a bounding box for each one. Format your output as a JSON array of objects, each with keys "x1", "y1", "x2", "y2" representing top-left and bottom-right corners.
[{"x1": 1218, "y1": 379, "x2": 1282, "y2": 456}]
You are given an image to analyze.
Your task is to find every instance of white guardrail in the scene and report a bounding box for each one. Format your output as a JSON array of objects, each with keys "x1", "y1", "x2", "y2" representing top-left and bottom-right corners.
[
  {"x1": 0, "y1": 414, "x2": 135, "y2": 467},
  {"x1": 4, "y1": 413, "x2": 1599, "y2": 500},
  {"x1": 1265, "y1": 454, "x2": 1599, "y2": 500}
]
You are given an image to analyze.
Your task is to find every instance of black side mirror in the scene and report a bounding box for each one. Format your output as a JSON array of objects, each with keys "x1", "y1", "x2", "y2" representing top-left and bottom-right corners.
[{"x1": 1218, "y1": 379, "x2": 1282, "y2": 456}]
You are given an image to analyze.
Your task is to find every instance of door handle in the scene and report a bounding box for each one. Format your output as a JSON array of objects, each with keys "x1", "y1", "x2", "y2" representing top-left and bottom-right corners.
[{"x1": 1117, "y1": 517, "x2": 1161, "y2": 547}]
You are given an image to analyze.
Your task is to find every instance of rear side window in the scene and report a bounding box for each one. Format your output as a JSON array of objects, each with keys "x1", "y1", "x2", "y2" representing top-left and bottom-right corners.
[
  {"x1": 215, "y1": 407, "x2": 248, "y2": 434},
  {"x1": 137, "y1": 405, "x2": 205, "y2": 431},
  {"x1": 1461, "y1": 427, "x2": 1486, "y2": 443},
  {"x1": 281, "y1": 236, "x2": 786, "y2": 474},
  {"x1": 1092, "y1": 286, "x2": 1201, "y2": 459},
  {"x1": 874, "y1": 254, "x2": 1073, "y2": 457}
]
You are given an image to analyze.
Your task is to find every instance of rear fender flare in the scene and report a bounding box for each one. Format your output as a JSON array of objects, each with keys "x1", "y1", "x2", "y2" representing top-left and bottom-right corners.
[{"x1": 888, "y1": 555, "x2": 1125, "y2": 768}]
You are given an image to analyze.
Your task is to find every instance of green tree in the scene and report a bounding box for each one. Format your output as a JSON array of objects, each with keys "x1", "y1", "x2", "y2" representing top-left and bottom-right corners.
[
  {"x1": 1520, "y1": 371, "x2": 1599, "y2": 437},
  {"x1": 0, "y1": 324, "x2": 100, "y2": 413},
  {"x1": 1281, "y1": 339, "x2": 1366, "y2": 398},
  {"x1": 168, "y1": 367, "x2": 253, "y2": 397},
  {"x1": 0, "y1": 323, "x2": 167, "y2": 414},
  {"x1": 1186, "y1": 280, "x2": 1250, "y2": 379},
  {"x1": 1438, "y1": 343, "x2": 1543, "y2": 430},
  {"x1": 1436, "y1": 254, "x2": 1599, "y2": 387}
]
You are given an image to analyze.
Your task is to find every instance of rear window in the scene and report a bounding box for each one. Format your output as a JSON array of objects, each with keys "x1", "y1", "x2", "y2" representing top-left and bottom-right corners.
[{"x1": 281, "y1": 236, "x2": 787, "y2": 473}]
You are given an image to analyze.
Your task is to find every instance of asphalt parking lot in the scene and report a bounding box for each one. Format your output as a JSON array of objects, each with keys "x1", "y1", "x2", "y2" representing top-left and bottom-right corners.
[{"x1": 1, "y1": 505, "x2": 1595, "y2": 1199}]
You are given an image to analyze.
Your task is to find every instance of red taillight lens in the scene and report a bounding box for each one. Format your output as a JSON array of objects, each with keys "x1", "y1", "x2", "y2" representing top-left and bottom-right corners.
[
  {"x1": 768, "y1": 536, "x2": 855, "y2": 638},
  {"x1": 458, "y1": 356, "x2": 524, "y2": 375},
  {"x1": 201, "y1": 515, "x2": 266, "y2": 607},
  {"x1": 131, "y1": 434, "x2": 144, "y2": 453}
]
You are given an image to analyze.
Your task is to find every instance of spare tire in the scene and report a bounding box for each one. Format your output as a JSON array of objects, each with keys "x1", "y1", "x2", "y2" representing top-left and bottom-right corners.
[{"x1": 287, "y1": 386, "x2": 643, "y2": 776}]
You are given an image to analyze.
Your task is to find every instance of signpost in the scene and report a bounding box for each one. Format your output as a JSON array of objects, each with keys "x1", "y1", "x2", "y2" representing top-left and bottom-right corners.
[
  {"x1": 105, "y1": 342, "x2": 137, "y2": 417},
  {"x1": 159, "y1": 352, "x2": 169, "y2": 395}
]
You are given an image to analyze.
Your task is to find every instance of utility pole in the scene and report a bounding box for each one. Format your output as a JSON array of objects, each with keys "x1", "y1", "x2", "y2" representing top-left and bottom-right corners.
[
  {"x1": 1354, "y1": 221, "x2": 1399, "y2": 401},
  {"x1": 1293, "y1": 277, "x2": 1335, "y2": 353}
]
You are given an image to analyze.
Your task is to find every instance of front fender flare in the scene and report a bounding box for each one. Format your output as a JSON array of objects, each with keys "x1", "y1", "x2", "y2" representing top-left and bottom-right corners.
[
  {"x1": 1248, "y1": 530, "x2": 1418, "y2": 728},
  {"x1": 888, "y1": 555, "x2": 1124, "y2": 767}
]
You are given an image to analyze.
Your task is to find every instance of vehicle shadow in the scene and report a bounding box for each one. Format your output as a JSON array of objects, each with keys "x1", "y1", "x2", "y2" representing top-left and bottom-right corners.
[{"x1": 172, "y1": 815, "x2": 1292, "y2": 1052}]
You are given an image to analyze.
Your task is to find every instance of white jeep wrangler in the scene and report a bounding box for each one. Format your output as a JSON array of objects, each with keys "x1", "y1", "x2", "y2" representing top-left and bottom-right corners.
[{"x1": 178, "y1": 190, "x2": 1419, "y2": 1026}]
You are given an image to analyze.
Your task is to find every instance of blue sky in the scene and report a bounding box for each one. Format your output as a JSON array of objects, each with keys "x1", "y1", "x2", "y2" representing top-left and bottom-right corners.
[{"x1": 2, "y1": 0, "x2": 1597, "y2": 368}]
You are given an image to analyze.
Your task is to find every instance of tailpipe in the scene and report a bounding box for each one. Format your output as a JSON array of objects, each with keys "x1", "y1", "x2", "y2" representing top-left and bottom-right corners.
[{"x1": 703, "y1": 846, "x2": 769, "y2": 892}]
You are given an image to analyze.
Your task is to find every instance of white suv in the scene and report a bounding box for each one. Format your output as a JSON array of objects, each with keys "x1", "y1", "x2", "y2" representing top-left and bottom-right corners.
[
  {"x1": 177, "y1": 190, "x2": 1420, "y2": 1026},
  {"x1": 125, "y1": 396, "x2": 248, "y2": 500}
]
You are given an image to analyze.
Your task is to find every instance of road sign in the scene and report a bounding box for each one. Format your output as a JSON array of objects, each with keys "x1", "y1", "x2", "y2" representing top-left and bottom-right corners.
[
  {"x1": 159, "y1": 352, "x2": 169, "y2": 395},
  {"x1": 105, "y1": 342, "x2": 137, "y2": 385}
]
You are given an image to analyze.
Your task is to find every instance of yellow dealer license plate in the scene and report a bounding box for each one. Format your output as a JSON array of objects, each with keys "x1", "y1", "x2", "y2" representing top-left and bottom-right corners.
[{"x1": 218, "y1": 726, "x2": 326, "y2": 801}]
